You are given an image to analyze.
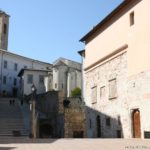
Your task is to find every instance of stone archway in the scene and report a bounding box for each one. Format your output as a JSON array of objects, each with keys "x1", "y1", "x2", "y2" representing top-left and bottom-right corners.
[{"x1": 132, "y1": 109, "x2": 141, "y2": 138}]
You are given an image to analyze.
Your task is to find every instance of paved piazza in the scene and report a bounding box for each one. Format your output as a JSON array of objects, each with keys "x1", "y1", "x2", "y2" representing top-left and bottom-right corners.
[{"x1": 0, "y1": 138, "x2": 150, "y2": 150}]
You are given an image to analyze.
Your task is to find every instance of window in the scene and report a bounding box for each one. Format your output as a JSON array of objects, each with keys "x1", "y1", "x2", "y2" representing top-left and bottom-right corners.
[
  {"x1": 3, "y1": 24, "x2": 7, "y2": 34},
  {"x1": 3, "y1": 76, "x2": 7, "y2": 84},
  {"x1": 14, "y1": 63, "x2": 18, "y2": 71},
  {"x1": 91, "y1": 86, "x2": 97, "y2": 104},
  {"x1": 106, "y1": 117, "x2": 111, "y2": 127},
  {"x1": 100, "y1": 86, "x2": 105, "y2": 99},
  {"x1": 117, "y1": 130, "x2": 121, "y2": 138},
  {"x1": 3, "y1": 60, "x2": 7, "y2": 69},
  {"x1": 39, "y1": 75, "x2": 44, "y2": 84},
  {"x1": 109, "y1": 78, "x2": 117, "y2": 99},
  {"x1": 55, "y1": 83, "x2": 57, "y2": 88},
  {"x1": 14, "y1": 78, "x2": 17, "y2": 86},
  {"x1": 118, "y1": 116, "x2": 121, "y2": 125},
  {"x1": 24, "y1": 66, "x2": 27, "y2": 69},
  {"x1": 144, "y1": 132, "x2": 150, "y2": 139},
  {"x1": 27, "y1": 74, "x2": 33, "y2": 84},
  {"x1": 130, "y1": 12, "x2": 134, "y2": 26}
]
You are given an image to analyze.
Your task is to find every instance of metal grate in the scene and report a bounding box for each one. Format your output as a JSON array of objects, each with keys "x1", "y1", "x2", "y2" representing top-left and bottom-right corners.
[{"x1": 144, "y1": 131, "x2": 150, "y2": 139}]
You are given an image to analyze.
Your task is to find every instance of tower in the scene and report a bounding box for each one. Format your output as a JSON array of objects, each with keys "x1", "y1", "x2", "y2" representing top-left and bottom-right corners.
[{"x1": 0, "y1": 10, "x2": 9, "y2": 50}]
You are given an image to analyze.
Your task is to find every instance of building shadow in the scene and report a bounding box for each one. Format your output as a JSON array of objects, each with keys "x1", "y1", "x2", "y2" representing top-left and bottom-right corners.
[
  {"x1": 84, "y1": 105, "x2": 123, "y2": 138},
  {"x1": 0, "y1": 91, "x2": 123, "y2": 144},
  {"x1": 61, "y1": 96, "x2": 123, "y2": 138},
  {"x1": 0, "y1": 147, "x2": 16, "y2": 150},
  {"x1": 0, "y1": 138, "x2": 59, "y2": 144}
]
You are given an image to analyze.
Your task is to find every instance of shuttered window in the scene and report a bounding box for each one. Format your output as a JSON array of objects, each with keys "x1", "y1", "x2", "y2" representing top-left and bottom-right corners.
[{"x1": 109, "y1": 78, "x2": 117, "y2": 99}]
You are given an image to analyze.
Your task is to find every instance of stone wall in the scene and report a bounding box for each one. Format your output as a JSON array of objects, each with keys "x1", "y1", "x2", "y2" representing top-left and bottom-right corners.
[
  {"x1": 85, "y1": 50, "x2": 150, "y2": 139},
  {"x1": 34, "y1": 91, "x2": 86, "y2": 138},
  {"x1": 35, "y1": 91, "x2": 59, "y2": 138},
  {"x1": 85, "y1": 52, "x2": 128, "y2": 138},
  {"x1": 63, "y1": 97, "x2": 86, "y2": 138},
  {"x1": 127, "y1": 70, "x2": 150, "y2": 138}
]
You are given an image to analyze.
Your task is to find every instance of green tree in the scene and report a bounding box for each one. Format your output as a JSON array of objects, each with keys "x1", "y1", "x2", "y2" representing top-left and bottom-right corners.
[{"x1": 71, "y1": 87, "x2": 81, "y2": 97}]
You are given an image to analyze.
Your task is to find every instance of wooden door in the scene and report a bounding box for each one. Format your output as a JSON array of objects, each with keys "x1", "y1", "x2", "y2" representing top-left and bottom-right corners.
[{"x1": 132, "y1": 109, "x2": 141, "y2": 138}]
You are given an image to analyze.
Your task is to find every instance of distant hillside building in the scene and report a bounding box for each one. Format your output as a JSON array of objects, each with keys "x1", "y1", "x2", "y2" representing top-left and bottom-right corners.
[
  {"x1": 0, "y1": 11, "x2": 52, "y2": 97},
  {"x1": 18, "y1": 69, "x2": 49, "y2": 95},
  {"x1": 0, "y1": 48, "x2": 52, "y2": 97},
  {"x1": 80, "y1": 0, "x2": 150, "y2": 139},
  {"x1": 0, "y1": 11, "x2": 81, "y2": 98},
  {"x1": 44, "y1": 57, "x2": 82, "y2": 97},
  {"x1": 52, "y1": 57, "x2": 82, "y2": 97}
]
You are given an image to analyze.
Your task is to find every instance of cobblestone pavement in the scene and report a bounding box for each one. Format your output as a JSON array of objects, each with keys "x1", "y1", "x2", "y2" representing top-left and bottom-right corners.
[{"x1": 0, "y1": 138, "x2": 150, "y2": 150}]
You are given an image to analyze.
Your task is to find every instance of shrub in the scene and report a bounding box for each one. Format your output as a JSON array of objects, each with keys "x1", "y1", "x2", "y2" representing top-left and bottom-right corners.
[{"x1": 71, "y1": 87, "x2": 81, "y2": 97}]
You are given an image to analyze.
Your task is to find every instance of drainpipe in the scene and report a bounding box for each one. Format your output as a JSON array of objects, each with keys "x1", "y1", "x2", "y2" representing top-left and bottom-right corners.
[
  {"x1": 65, "y1": 69, "x2": 68, "y2": 98},
  {"x1": 78, "y1": 50, "x2": 85, "y2": 102},
  {"x1": 81, "y1": 57, "x2": 84, "y2": 102},
  {"x1": 67, "y1": 71, "x2": 70, "y2": 97}
]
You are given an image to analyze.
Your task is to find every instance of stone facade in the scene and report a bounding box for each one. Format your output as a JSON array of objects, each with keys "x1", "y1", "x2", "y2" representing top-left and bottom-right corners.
[
  {"x1": 29, "y1": 91, "x2": 63, "y2": 138},
  {"x1": 80, "y1": 0, "x2": 150, "y2": 139},
  {"x1": 28, "y1": 91, "x2": 85, "y2": 138},
  {"x1": 52, "y1": 58, "x2": 82, "y2": 97},
  {"x1": 18, "y1": 69, "x2": 49, "y2": 96},
  {"x1": 85, "y1": 52, "x2": 127, "y2": 138},
  {"x1": 64, "y1": 98, "x2": 86, "y2": 138},
  {"x1": 0, "y1": 49, "x2": 52, "y2": 97},
  {"x1": 127, "y1": 70, "x2": 150, "y2": 138},
  {"x1": 84, "y1": 51, "x2": 150, "y2": 139}
]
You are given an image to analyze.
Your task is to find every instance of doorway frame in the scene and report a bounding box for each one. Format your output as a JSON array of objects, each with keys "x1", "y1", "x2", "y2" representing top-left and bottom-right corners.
[{"x1": 131, "y1": 108, "x2": 141, "y2": 138}]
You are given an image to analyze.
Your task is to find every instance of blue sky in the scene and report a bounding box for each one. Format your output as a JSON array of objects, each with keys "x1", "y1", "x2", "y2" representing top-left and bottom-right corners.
[{"x1": 1, "y1": 0, "x2": 123, "y2": 63}]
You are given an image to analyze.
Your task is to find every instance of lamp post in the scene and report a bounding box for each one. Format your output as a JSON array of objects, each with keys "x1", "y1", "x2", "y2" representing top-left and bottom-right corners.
[{"x1": 31, "y1": 84, "x2": 37, "y2": 138}]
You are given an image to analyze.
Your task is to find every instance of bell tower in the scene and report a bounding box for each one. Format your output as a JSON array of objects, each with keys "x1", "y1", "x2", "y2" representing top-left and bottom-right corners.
[{"x1": 0, "y1": 10, "x2": 9, "y2": 50}]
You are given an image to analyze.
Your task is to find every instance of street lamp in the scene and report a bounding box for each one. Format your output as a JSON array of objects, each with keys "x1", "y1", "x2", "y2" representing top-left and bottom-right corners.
[
  {"x1": 31, "y1": 84, "x2": 37, "y2": 138},
  {"x1": 31, "y1": 84, "x2": 36, "y2": 96}
]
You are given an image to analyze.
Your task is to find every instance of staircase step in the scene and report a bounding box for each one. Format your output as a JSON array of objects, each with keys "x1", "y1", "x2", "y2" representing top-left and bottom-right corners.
[{"x1": 0, "y1": 98, "x2": 30, "y2": 136}]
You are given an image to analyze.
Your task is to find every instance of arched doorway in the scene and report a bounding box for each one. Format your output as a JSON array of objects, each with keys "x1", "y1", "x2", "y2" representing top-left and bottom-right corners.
[
  {"x1": 96, "y1": 115, "x2": 101, "y2": 137},
  {"x1": 132, "y1": 109, "x2": 141, "y2": 138},
  {"x1": 39, "y1": 124, "x2": 53, "y2": 138}
]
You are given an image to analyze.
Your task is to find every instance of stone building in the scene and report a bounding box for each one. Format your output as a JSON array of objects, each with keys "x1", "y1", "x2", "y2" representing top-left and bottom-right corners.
[
  {"x1": 0, "y1": 10, "x2": 84, "y2": 138},
  {"x1": 45, "y1": 57, "x2": 82, "y2": 97},
  {"x1": 63, "y1": 97, "x2": 85, "y2": 138},
  {"x1": 0, "y1": 10, "x2": 81, "y2": 98},
  {"x1": 80, "y1": 0, "x2": 150, "y2": 139},
  {"x1": 0, "y1": 11, "x2": 52, "y2": 97},
  {"x1": 0, "y1": 48, "x2": 52, "y2": 97},
  {"x1": 28, "y1": 91, "x2": 85, "y2": 138},
  {"x1": 18, "y1": 69, "x2": 49, "y2": 95}
]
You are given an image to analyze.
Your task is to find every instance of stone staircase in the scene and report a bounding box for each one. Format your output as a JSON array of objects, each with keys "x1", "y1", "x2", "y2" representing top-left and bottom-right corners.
[{"x1": 0, "y1": 98, "x2": 30, "y2": 137}]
